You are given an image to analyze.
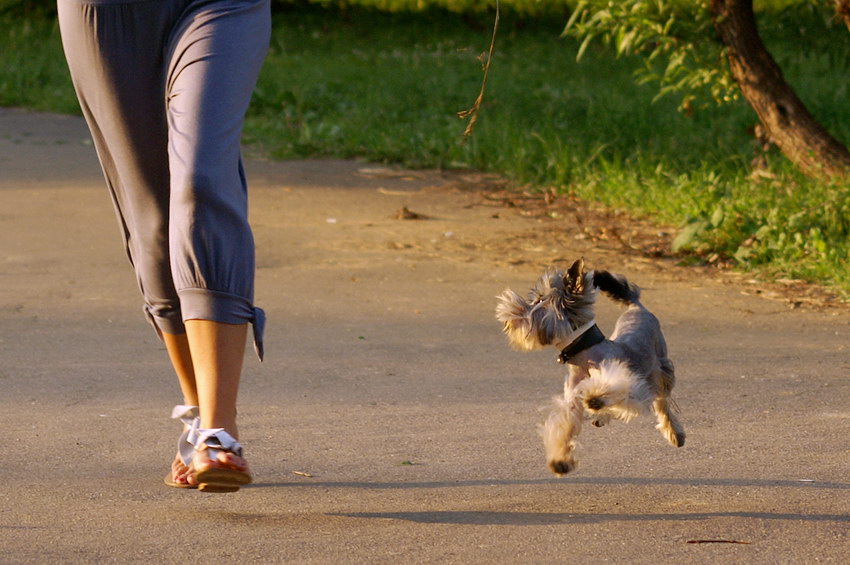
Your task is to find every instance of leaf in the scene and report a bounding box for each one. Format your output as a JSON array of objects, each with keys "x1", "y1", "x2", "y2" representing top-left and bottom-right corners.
[
  {"x1": 562, "y1": 1, "x2": 588, "y2": 37},
  {"x1": 734, "y1": 245, "x2": 754, "y2": 263},
  {"x1": 710, "y1": 205, "x2": 724, "y2": 227},
  {"x1": 617, "y1": 29, "x2": 638, "y2": 55},
  {"x1": 576, "y1": 33, "x2": 595, "y2": 61},
  {"x1": 672, "y1": 218, "x2": 709, "y2": 252},
  {"x1": 662, "y1": 14, "x2": 676, "y2": 35}
]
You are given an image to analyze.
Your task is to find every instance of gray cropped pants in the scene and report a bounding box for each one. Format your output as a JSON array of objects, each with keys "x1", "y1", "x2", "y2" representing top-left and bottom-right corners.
[{"x1": 57, "y1": 0, "x2": 270, "y2": 358}]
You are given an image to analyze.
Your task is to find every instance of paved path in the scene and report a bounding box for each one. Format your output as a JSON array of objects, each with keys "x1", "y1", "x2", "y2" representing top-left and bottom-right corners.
[{"x1": 1, "y1": 108, "x2": 848, "y2": 563}]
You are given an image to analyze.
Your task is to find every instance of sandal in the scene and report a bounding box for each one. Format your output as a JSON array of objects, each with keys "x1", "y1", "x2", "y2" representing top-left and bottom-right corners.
[
  {"x1": 163, "y1": 404, "x2": 200, "y2": 489},
  {"x1": 193, "y1": 428, "x2": 252, "y2": 493}
]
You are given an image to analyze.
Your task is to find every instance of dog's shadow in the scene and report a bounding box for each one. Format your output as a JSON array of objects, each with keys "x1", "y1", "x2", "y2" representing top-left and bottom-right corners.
[
  {"x1": 248, "y1": 476, "x2": 850, "y2": 491},
  {"x1": 246, "y1": 476, "x2": 850, "y2": 525},
  {"x1": 327, "y1": 510, "x2": 849, "y2": 526}
]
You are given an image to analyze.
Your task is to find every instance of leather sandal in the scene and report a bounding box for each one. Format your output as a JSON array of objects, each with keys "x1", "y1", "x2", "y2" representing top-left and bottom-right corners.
[
  {"x1": 163, "y1": 404, "x2": 200, "y2": 489},
  {"x1": 193, "y1": 428, "x2": 252, "y2": 493}
]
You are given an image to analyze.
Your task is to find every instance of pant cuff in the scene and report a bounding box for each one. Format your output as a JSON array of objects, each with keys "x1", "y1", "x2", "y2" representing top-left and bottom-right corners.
[
  {"x1": 144, "y1": 306, "x2": 186, "y2": 338},
  {"x1": 179, "y1": 288, "x2": 266, "y2": 361},
  {"x1": 143, "y1": 290, "x2": 266, "y2": 360}
]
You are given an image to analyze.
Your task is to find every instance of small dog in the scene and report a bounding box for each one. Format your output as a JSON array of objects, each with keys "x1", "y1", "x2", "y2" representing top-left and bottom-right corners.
[{"x1": 496, "y1": 259, "x2": 685, "y2": 475}]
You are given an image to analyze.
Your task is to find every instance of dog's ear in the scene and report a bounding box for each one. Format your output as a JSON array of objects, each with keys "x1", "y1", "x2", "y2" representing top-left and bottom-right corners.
[
  {"x1": 495, "y1": 289, "x2": 531, "y2": 333},
  {"x1": 566, "y1": 258, "x2": 585, "y2": 293}
]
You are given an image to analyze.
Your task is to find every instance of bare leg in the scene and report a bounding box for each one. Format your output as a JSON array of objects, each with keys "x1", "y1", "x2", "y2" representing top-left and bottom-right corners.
[
  {"x1": 185, "y1": 320, "x2": 250, "y2": 481},
  {"x1": 162, "y1": 332, "x2": 198, "y2": 485},
  {"x1": 163, "y1": 332, "x2": 198, "y2": 406},
  {"x1": 185, "y1": 320, "x2": 246, "y2": 435}
]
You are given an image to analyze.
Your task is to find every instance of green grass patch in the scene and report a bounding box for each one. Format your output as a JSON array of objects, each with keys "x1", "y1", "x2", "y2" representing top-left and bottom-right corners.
[
  {"x1": 0, "y1": 16, "x2": 78, "y2": 113},
  {"x1": 2, "y1": 5, "x2": 849, "y2": 296}
]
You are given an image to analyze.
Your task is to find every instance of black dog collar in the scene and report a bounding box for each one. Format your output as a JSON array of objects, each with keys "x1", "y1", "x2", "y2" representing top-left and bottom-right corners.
[{"x1": 556, "y1": 324, "x2": 606, "y2": 364}]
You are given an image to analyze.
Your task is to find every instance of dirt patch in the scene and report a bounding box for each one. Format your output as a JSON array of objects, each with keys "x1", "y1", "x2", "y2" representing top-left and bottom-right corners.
[{"x1": 424, "y1": 171, "x2": 847, "y2": 311}]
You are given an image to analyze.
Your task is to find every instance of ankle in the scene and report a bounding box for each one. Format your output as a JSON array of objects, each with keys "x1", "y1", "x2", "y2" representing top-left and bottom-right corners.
[{"x1": 200, "y1": 420, "x2": 238, "y2": 440}]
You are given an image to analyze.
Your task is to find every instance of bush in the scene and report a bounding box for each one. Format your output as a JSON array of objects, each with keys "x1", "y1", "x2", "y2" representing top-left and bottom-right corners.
[{"x1": 272, "y1": 0, "x2": 572, "y2": 17}]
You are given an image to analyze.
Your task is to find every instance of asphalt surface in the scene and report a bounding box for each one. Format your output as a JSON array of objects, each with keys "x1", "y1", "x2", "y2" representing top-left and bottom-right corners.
[{"x1": 1, "y1": 107, "x2": 848, "y2": 564}]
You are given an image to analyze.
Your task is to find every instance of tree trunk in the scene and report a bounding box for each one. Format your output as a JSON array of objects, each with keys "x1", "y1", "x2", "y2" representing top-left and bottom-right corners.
[
  {"x1": 836, "y1": 1, "x2": 850, "y2": 32},
  {"x1": 711, "y1": 0, "x2": 850, "y2": 178}
]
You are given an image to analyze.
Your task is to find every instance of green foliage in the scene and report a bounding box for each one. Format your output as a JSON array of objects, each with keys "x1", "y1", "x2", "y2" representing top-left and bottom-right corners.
[
  {"x1": 272, "y1": 0, "x2": 572, "y2": 16},
  {"x1": 0, "y1": 15, "x2": 77, "y2": 113},
  {"x1": 670, "y1": 172, "x2": 850, "y2": 293},
  {"x1": 244, "y1": 8, "x2": 750, "y2": 174},
  {"x1": 562, "y1": 1, "x2": 846, "y2": 112},
  {"x1": 0, "y1": 0, "x2": 56, "y2": 16},
  {"x1": 2, "y1": 6, "x2": 850, "y2": 296},
  {"x1": 563, "y1": 0, "x2": 737, "y2": 111}
]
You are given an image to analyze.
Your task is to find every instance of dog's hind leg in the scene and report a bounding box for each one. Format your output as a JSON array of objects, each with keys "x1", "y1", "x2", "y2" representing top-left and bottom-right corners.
[
  {"x1": 540, "y1": 392, "x2": 584, "y2": 476},
  {"x1": 653, "y1": 396, "x2": 685, "y2": 447},
  {"x1": 653, "y1": 357, "x2": 684, "y2": 446}
]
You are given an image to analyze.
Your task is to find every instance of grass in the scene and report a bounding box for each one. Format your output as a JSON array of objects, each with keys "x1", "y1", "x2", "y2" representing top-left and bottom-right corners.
[
  {"x1": 0, "y1": 15, "x2": 78, "y2": 113},
  {"x1": 2, "y1": 5, "x2": 849, "y2": 297}
]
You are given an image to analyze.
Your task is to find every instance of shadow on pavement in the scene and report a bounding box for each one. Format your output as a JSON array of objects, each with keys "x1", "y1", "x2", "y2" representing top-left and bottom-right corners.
[
  {"x1": 328, "y1": 510, "x2": 850, "y2": 525},
  {"x1": 246, "y1": 476, "x2": 850, "y2": 490}
]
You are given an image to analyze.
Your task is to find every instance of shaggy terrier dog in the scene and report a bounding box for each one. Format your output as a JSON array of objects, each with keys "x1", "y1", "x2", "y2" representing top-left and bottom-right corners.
[{"x1": 496, "y1": 259, "x2": 685, "y2": 475}]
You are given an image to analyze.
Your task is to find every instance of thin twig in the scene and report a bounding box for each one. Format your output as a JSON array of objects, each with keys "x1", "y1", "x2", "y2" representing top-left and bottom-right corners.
[
  {"x1": 458, "y1": 0, "x2": 500, "y2": 142},
  {"x1": 686, "y1": 539, "x2": 751, "y2": 545}
]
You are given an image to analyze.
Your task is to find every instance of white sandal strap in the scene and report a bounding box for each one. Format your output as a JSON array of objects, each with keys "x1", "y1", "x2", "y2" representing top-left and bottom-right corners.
[
  {"x1": 194, "y1": 428, "x2": 244, "y2": 458},
  {"x1": 171, "y1": 405, "x2": 200, "y2": 466}
]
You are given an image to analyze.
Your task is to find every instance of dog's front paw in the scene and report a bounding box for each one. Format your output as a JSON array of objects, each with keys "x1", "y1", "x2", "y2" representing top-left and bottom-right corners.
[{"x1": 548, "y1": 459, "x2": 576, "y2": 476}]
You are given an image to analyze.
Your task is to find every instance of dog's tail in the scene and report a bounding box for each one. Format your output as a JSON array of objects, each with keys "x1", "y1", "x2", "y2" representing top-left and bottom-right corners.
[{"x1": 592, "y1": 270, "x2": 640, "y2": 305}]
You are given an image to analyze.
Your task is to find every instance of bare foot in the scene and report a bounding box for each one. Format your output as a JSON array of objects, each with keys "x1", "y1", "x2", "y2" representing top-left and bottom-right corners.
[
  {"x1": 191, "y1": 445, "x2": 252, "y2": 491},
  {"x1": 192, "y1": 447, "x2": 250, "y2": 475}
]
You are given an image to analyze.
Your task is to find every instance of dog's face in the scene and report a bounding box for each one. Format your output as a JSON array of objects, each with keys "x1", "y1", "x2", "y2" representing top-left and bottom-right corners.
[{"x1": 496, "y1": 259, "x2": 597, "y2": 351}]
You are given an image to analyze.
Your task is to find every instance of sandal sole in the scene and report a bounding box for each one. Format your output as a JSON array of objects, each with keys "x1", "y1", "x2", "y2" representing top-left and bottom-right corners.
[
  {"x1": 164, "y1": 473, "x2": 198, "y2": 489},
  {"x1": 196, "y1": 467, "x2": 252, "y2": 493}
]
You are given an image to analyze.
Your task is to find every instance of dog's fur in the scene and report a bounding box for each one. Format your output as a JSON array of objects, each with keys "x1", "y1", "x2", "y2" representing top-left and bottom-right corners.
[{"x1": 496, "y1": 259, "x2": 685, "y2": 476}]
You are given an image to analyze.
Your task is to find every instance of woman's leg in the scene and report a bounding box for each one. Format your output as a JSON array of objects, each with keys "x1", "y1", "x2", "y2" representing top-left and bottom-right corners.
[
  {"x1": 165, "y1": 0, "x2": 271, "y2": 338},
  {"x1": 59, "y1": 0, "x2": 270, "y2": 489},
  {"x1": 185, "y1": 320, "x2": 246, "y2": 436},
  {"x1": 164, "y1": 0, "x2": 271, "y2": 484},
  {"x1": 185, "y1": 321, "x2": 250, "y2": 478},
  {"x1": 163, "y1": 332, "x2": 198, "y2": 406},
  {"x1": 162, "y1": 333, "x2": 199, "y2": 484},
  {"x1": 58, "y1": 0, "x2": 204, "y2": 486},
  {"x1": 57, "y1": 0, "x2": 187, "y2": 337}
]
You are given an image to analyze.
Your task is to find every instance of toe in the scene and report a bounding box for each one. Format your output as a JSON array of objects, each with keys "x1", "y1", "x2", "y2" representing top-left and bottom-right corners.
[
  {"x1": 170, "y1": 453, "x2": 195, "y2": 485},
  {"x1": 194, "y1": 449, "x2": 250, "y2": 474},
  {"x1": 218, "y1": 451, "x2": 248, "y2": 471}
]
